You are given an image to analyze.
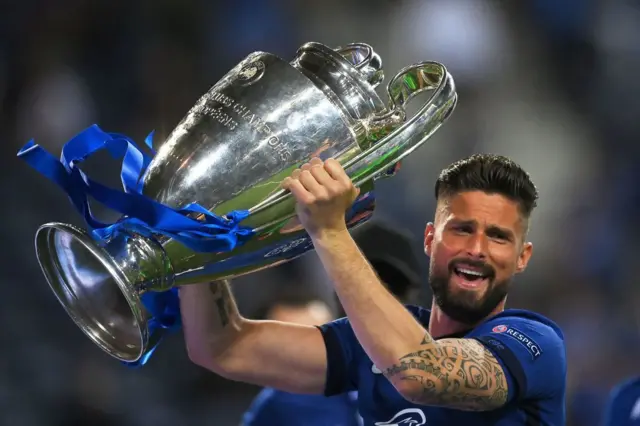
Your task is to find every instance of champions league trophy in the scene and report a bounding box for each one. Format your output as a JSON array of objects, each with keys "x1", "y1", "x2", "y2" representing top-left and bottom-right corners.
[{"x1": 18, "y1": 42, "x2": 457, "y2": 365}]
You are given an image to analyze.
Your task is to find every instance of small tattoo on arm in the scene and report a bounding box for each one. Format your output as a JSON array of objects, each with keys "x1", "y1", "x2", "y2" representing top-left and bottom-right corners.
[
  {"x1": 209, "y1": 282, "x2": 231, "y2": 327},
  {"x1": 208, "y1": 282, "x2": 221, "y2": 295},
  {"x1": 215, "y1": 296, "x2": 229, "y2": 327}
]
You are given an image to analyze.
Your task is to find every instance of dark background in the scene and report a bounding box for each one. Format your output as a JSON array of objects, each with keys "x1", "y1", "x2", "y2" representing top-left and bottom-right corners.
[{"x1": 1, "y1": 1, "x2": 639, "y2": 425}]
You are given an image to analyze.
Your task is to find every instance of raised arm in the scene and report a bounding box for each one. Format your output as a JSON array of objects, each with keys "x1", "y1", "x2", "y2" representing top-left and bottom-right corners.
[
  {"x1": 180, "y1": 280, "x2": 328, "y2": 394},
  {"x1": 281, "y1": 158, "x2": 511, "y2": 410}
]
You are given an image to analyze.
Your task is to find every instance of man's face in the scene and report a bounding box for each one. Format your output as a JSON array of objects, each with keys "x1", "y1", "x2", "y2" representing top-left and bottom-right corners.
[{"x1": 424, "y1": 191, "x2": 533, "y2": 325}]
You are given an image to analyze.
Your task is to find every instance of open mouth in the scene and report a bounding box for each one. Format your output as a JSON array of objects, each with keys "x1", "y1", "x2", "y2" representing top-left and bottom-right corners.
[{"x1": 452, "y1": 265, "x2": 492, "y2": 289}]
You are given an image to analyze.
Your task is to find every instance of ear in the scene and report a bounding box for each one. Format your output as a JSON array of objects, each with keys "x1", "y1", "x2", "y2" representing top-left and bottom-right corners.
[
  {"x1": 515, "y1": 242, "x2": 533, "y2": 273},
  {"x1": 424, "y1": 222, "x2": 435, "y2": 257}
]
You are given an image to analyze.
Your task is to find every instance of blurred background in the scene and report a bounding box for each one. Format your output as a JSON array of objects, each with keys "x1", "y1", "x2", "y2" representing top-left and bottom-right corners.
[{"x1": 1, "y1": 0, "x2": 639, "y2": 425}]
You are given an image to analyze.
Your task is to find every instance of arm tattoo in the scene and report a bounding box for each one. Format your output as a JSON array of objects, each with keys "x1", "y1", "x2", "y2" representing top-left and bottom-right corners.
[
  {"x1": 209, "y1": 282, "x2": 231, "y2": 327},
  {"x1": 384, "y1": 335, "x2": 508, "y2": 411}
]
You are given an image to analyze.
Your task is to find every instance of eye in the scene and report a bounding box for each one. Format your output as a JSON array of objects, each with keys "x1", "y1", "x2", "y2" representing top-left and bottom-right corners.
[
  {"x1": 487, "y1": 229, "x2": 511, "y2": 243},
  {"x1": 453, "y1": 225, "x2": 473, "y2": 235}
]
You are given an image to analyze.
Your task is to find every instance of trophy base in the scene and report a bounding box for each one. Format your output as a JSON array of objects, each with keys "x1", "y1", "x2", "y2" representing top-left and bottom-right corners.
[{"x1": 34, "y1": 223, "x2": 148, "y2": 363}]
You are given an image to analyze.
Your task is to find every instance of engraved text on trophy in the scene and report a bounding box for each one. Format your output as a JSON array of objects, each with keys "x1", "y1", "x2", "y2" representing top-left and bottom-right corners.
[{"x1": 208, "y1": 91, "x2": 292, "y2": 161}]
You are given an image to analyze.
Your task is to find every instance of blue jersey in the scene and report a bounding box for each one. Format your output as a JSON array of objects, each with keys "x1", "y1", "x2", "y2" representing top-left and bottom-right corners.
[
  {"x1": 242, "y1": 388, "x2": 361, "y2": 426},
  {"x1": 602, "y1": 377, "x2": 640, "y2": 426},
  {"x1": 319, "y1": 305, "x2": 567, "y2": 425}
]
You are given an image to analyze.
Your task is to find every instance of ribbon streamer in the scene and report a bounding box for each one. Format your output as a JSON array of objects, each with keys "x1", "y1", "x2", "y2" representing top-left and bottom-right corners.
[{"x1": 17, "y1": 125, "x2": 255, "y2": 366}]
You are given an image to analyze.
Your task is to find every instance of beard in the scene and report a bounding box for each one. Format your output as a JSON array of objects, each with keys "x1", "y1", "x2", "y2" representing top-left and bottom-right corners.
[{"x1": 429, "y1": 258, "x2": 510, "y2": 325}]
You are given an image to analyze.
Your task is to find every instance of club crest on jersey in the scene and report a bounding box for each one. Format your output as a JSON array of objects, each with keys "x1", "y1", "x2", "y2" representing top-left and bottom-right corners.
[
  {"x1": 374, "y1": 408, "x2": 426, "y2": 426},
  {"x1": 492, "y1": 324, "x2": 542, "y2": 359}
]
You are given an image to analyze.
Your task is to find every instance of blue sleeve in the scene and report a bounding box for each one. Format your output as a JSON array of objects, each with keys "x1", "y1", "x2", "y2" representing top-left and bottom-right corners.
[
  {"x1": 242, "y1": 389, "x2": 285, "y2": 426},
  {"x1": 601, "y1": 378, "x2": 640, "y2": 426},
  {"x1": 601, "y1": 390, "x2": 622, "y2": 426},
  {"x1": 317, "y1": 317, "x2": 359, "y2": 396},
  {"x1": 470, "y1": 316, "x2": 566, "y2": 402}
]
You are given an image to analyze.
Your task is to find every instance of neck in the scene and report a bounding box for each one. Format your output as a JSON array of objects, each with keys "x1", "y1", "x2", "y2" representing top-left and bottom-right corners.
[{"x1": 428, "y1": 299, "x2": 507, "y2": 339}]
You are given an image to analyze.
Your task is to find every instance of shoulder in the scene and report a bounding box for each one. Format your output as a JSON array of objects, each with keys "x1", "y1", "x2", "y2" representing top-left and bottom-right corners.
[
  {"x1": 470, "y1": 309, "x2": 567, "y2": 400},
  {"x1": 242, "y1": 388, "x2": 283, "y2": 425},
  {"x1": 473, "y1": 309, "x2": 565, "y2": 347},
  {"x1": 606, "y1": 377, "x2": 640, "y2": 409},
  {"x1": 474, "y1": 309, "x2": 566, "y2": 360},
  {"x1": 489, "y1": 309, "x2": 563, "y2": 332},
  {"x1": 603, "y1": 377, "x2": 640, "y2": 425},
  {"x1": 611, "y1": 376, "x2": 640, "y2": 396}
]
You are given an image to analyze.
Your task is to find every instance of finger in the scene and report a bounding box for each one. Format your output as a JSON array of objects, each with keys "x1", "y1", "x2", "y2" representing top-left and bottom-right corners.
[
  {"x1": 310, "y1": 162, "x2": 335, "y2": 187},
  {"x1": 309, "y1": 157, "x2": 323, "y2": 167},
  {"x1": 299, "y1": 169, "x2": 325, "y2": 195},
  {"x1": 286, "y1": 178, "x2": 315, "y2": 205},
  {"x1": 324, "y1": 158, "x2": 351, "y2": 186},
  {"x1": 282, "y1": 173, "x2": 302, "y2": 189},
  {"x1": 300, "y1": 162, "x2": 312, "y2": 172},
  {"x1": 281, "y1": 176, "x2": 293, "y2": 190},
  {"x1": 290, "y1": 168, "x2": 302, "y2": 180}
]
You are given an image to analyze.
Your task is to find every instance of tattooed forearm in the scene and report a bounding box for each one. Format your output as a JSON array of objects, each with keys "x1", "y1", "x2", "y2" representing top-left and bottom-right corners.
[
  {"x1": 383, "y1": 336, "x2": 508, "y2": 411},
  {"x1": 208, "y1": 281, "x2": 235, "y2": 328}
]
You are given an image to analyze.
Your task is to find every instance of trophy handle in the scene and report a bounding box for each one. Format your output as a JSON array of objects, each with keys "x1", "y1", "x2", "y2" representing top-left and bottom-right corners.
[
  {"x1": 248, "y1": 62, "x2": 456, "y2": 219},
  {"x1": 344, "y1": 61, "x2": 457, "y2": 185},
  {"x1": 335, "y1": 43, "x2": 384, "y2": 89}
]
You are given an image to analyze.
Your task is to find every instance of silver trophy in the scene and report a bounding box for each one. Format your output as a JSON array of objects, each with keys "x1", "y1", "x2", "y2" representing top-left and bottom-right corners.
[{"x1": 32, "y1": 42, "x2": 457, "y2": 363}]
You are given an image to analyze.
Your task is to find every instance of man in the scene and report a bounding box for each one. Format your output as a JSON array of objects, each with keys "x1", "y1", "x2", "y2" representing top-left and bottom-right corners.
[
  {"x1": 180, "y1": 154, "x2": 567, "y2": 425},
  {"x1": 242, "y1": 223, "x2": 421, "y2": 426}
]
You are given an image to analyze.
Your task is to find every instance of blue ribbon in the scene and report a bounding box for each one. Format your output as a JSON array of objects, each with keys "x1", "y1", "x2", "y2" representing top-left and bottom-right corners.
[{"x1": 17, "y1": 124, "x2": 255, "y2": 366}]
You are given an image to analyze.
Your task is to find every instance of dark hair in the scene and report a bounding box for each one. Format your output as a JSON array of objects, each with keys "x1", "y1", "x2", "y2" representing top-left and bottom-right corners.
[{"x1": 435, "y1": 154, "x2": 538, "y2": 218}]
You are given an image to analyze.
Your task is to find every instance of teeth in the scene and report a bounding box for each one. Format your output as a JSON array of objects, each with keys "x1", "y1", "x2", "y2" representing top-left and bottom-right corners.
[{"x1": 456, "y1": 267, "x2": 484, "y2": 277}]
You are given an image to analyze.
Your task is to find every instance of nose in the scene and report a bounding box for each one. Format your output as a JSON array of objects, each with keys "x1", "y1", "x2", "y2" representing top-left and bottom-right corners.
[{"x1": 464, "y1": 232, "x2": 487, "y2": 259}]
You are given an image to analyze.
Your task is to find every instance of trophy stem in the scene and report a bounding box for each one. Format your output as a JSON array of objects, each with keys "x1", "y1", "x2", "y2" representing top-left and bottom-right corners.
[{"x1": 34, "y1": 222, "x2": 173, "y2": 362}]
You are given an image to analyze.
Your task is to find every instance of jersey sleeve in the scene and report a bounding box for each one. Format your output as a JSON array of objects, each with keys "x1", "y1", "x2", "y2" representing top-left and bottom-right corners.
[
  {"x1": 601, "y1": 378, "x2": 640, "y2": 426},
  {"x1": 469, "y1": 316, "x2": 566, "y2": 402},
  {"x1": 601, "y1": 388, "x2": 622, "y2": 426},
  {"x1": 241, "y1": 389, "x2": 285, "y2": 426},
  {"x1": 316, "y1": 317, "x2": 359, "y2": 396}
]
